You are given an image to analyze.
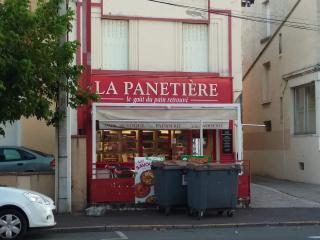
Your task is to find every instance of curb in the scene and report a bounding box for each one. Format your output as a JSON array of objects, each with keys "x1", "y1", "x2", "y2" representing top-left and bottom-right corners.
[
  {"x1": 49, "y1": 221, "x2": 320, "y2": 233},
  {"x1": 49, "y1": 226, "x2": 106, "y2": 233}
]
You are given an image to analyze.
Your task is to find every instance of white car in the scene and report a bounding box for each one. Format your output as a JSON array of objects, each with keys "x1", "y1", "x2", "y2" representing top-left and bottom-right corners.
[{"x1": 0, "y1": 186, "x2": 56, "y2": 239}]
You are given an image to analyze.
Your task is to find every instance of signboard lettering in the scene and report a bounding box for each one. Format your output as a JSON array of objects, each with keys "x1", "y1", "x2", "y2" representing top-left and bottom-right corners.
[
  {"x1": 93, "y1": 76, "x2": 232, "y2": 104},
  {"x1": 99, "y1": 121, "x2": 229, "y2": 130}
]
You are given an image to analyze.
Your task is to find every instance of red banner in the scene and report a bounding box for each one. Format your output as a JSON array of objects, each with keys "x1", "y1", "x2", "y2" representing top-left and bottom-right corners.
[{"x1": 93, "y1": 76, "x2": 233, "y2": 104}]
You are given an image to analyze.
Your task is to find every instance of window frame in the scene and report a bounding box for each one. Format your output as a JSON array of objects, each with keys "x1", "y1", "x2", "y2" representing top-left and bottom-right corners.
[{"x1": 293, "y1": 82, "x2": 316, "y2": 135}]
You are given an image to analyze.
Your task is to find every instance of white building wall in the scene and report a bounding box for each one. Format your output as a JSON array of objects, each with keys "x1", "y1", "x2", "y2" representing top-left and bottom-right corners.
[
  {"x1": 91, "y1": 6, "x2": 102, "y2": 70},
  {"x1": 242, "y1": 0, "x2": 296, "y2": 74},
  {"x1": 209, "y1": 14, "x2": 229, "y2": 76},
  {"x1": 0, "y1": 122, "x2": 21, "y2": 146},
  {"x1": 138, "y1": 21, "x2": 177, "y2": 71},
  {"x1": 242, "y1": 0, "x2": 320, "y2": 184},
  {"x1": 211, "y1": 0, "x2": 244, "y2": 100},
  {"x1": 103, "y1": 0, "x2": 209, "y2": 20},
  {"x1": 281, "y1": 3, "x2": 319, "y2": 74},
  {"x1": 229, "y1": 2, "x2": 243, "y2": 101}
]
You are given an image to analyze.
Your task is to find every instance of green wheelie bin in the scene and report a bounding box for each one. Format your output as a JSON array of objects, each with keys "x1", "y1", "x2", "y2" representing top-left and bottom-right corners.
[
  {"x1": 152, "y1": 160, "x2": 188, "y2": 215},
  {"x1": 187, "y1": 163, "x2": 241, "y2": 219}
]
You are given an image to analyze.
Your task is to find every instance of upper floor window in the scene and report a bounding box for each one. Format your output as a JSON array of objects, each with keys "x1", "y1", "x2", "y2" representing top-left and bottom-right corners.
[
  {"x1": 294, "y1": 82, "x2": 316, "y2": 135},
  {"x1": 102, "y1": 20, "x2": 129, "y2": 70},
  {"x1": 279, "y1": 33, "x2": 283, "y2": 56},
  {"x1": 260, "y1": 0, "x2": 271, "y2": 43},
  {"x1": 183, "y1": 23, "x2": 209, "y2": 72},
  {"x1": 261, "y1": 61, "x2": 271, "y2": 104}
]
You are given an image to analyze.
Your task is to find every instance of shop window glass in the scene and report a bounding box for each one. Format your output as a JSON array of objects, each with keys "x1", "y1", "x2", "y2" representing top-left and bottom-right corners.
[
  {"x1": 294, "y1": 82, "x2": 316, "y2": 134},
  {"x1": 96, "y1": 130, "x2": 139, "y2": 163},
  {"x1": 102, "y1": 20, "x2": 129, "y2": 70},
  {"x1": 183, "y1": 23, "x2": 209, "y2": 72},
  {"x1": 172, "y1": 130, "x2": 188, "y2": 160}
]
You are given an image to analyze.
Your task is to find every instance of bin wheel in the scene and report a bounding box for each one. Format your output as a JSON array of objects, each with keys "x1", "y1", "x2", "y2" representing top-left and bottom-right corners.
[
  {"x1": 197, "y1": 210, "x2": 204, "y2": 220},
  {"x1": 188, "y1": 208, "x2": 194, "y2": 216},
  {"x1": 165, "y1": 207, "x2": 171, "y2": 216},
  {"x1": 227, "y1": 210, "x2": 234, "y2": 217},
  {"x1": 239, "y1": 199, "x2": 250, "y2": 208},
  {"x1": 217, "y1": 210, "x2": 224, "y2": 216},
  {"x1": 158, "y1": 206, "x2": 164, "y2": 213}
]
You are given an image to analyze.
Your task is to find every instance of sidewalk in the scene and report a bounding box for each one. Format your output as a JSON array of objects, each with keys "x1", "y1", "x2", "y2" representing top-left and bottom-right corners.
[
  {"x1": 251, "y1": 176, "x2": 320, "y2": 208},
  {"x1": 252, "y1": 176, "x2": 320, "y2": 206},
  {"x1": 52, "y1": 176, "x2": 320, "y2": 232}
]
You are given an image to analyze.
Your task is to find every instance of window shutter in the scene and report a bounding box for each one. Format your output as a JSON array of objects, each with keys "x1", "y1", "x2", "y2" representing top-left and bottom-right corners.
[
  {"x1": 183, "y1": 24, "x2": 209, "y2": 72},
  {"x1": 102, "y1": 20, "x2": 129, "y2": 70}
]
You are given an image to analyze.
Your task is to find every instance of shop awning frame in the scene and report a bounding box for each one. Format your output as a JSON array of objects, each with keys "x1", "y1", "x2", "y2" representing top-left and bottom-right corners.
[{"x1": 91, "y1": 103, "x2": 243, "y2": 177}]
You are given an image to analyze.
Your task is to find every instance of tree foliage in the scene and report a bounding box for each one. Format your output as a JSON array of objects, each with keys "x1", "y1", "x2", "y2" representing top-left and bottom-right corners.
[{"x1": 0, "y1": 0, "x2": 97, "y2": 135}]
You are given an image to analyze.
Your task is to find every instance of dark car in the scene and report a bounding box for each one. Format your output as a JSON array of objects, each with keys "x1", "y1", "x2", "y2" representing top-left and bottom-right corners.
[{"x1": 0, "y1": 146, "x2": 55, "y2": 172}]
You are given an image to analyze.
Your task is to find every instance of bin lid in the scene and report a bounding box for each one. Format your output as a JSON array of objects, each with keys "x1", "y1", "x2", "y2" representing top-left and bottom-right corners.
[
  {"x1": 181, "y1": 155, "x2": 212, "y2": 163},
  {"x1": 151, "y1": 160, "x2": 188, "y2": 169},
  {"x1": 187, "y1": 162, "x2": 241, "y2": 171}
]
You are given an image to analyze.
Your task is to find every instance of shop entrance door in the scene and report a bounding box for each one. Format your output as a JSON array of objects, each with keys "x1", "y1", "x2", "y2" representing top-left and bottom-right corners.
[{"x1": 191, "y1": 130, "x2": 218, "y2": 162}]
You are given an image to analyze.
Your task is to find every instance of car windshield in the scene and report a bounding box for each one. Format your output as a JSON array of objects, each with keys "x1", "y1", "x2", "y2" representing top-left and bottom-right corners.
[{"x1": 23, "y1": 147, "x2": 52, "y2": 157}]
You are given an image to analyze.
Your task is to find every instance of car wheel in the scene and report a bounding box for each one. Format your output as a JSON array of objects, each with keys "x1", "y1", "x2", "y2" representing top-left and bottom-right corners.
[{"x1": 0, "y1": 209, "x2": 27, "y2": 240}]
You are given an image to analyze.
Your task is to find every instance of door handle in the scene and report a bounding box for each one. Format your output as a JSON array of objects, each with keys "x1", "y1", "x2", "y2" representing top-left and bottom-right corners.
[{"x1": 17, "y1": 163, "x2": 23, "y2": 166}]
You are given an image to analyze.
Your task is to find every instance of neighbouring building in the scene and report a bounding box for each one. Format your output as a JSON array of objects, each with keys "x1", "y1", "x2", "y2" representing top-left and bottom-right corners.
[
  {"x1": 72, "y1": 0, "x2": 245, "y2": 204},
  {"x1": 242, "y1": 0, "x2": 320, "y2": 183},
  {"x1": 0, "y1": 0, "x2": 56, "y2": 155},
  {"x1": 0, "y1": 119, "x2": 55, "y2": 155}
]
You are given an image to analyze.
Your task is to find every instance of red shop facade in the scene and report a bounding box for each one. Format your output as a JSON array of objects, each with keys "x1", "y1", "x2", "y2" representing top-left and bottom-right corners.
[
  {"x1": 77, "y1": 73, "x2": 243, "y2": 203},
  {"x1": 76, "y1": 1, "x2": 248, "y2": 204}
]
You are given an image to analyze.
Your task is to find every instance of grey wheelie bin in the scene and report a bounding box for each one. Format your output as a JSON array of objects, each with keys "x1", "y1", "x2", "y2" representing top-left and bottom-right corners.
[
  {"x1": 152, "y1": 161, "x2": 188, "y2": 215},
  {"x1": 187, "y1": 163, "x2": 241, "y2": 219}
]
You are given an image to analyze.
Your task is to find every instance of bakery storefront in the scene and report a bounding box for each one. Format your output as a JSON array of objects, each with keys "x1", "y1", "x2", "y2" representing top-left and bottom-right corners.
[{"x1": 88, "y1": 74, "x2": 243, "y2": 203}]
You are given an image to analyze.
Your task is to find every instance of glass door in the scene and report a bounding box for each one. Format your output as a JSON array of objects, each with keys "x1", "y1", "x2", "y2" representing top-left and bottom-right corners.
[
  {"x1": 172, "y1": 130, "x2": 189, "y2": 160},
  {"x1": 191, "y1": 130, "x2": 201, "y2": 155}
]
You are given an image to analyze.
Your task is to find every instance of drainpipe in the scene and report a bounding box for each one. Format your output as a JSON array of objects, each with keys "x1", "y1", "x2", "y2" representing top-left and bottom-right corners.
[{"x1": 316, "y1": 78, "x2": 320, "y2": 151}]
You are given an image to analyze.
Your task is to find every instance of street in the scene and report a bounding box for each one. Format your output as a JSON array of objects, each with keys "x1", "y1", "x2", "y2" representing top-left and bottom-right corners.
[{"x1": 25, "y1": 225, "x2": 320, "y2": 240}]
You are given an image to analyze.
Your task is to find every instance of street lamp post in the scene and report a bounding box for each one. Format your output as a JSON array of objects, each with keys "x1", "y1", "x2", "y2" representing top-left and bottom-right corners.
[{"x1": 55, "y1": 0, "x2": 72, "y2": 213}]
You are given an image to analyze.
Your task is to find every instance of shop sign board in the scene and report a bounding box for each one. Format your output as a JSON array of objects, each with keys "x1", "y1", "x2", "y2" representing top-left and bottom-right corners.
[
  {"x1": 134, "y1": 157, "x2": 164, "y2": 204},
  {"x1": 93, "y1": 76, "x2": 233, "y2": 104},
  {"x1": 99, "y1": 121, "x2": 229, "y2": 130},
  {"x1": 222, "y1": 129, "x2": 233, "y2": 154}
]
